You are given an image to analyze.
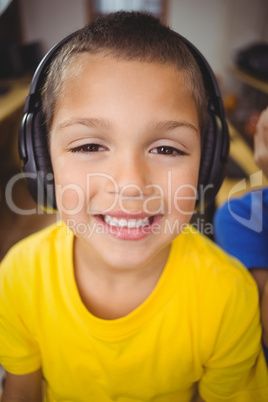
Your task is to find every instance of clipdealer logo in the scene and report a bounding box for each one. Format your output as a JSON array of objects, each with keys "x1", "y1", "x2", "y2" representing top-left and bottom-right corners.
[
  {"x1": 227, "y1": 171, "x2": 264, "y2": 233},
  {"x1": 4, "y1": 171, "x2": 211, "y2": 216},
  {"x1": 4, "y1": 170, "x2": 266, "y2": 234}
]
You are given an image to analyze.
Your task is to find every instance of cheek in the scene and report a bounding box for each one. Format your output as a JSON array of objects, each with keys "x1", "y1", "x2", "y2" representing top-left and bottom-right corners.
[
  {"x1": 176, "y1": 167, "x2": 199, "y2": 212},
  {"x1": 160, "y1": 163, "x2": 199, "y2": 213},
  {"x1": 172, "y1": 184, "x2": 197, "y2": 216},
  {"x1": 53, "y1": 168, "x2": 118, "y2": 216},
  {"x1": 53, "y1": 166, "x2": 87, "y2": 216},
  {"x1": 55, "y1": 181, "x2": 86, "y2": 216}
]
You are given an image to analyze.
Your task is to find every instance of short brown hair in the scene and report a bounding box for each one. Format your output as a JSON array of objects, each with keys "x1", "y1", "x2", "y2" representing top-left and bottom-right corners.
[{"x1": 42, "y1": 11, "x2": 208, "y2": 134}]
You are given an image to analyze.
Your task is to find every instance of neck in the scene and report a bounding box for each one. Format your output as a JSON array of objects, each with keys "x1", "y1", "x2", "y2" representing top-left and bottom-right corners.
[{"x1": 73, "y1": 237, "x2": 171, "y2": 319}]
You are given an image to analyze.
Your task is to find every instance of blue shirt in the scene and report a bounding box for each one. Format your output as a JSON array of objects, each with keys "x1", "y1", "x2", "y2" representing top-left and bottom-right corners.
[{"x1": 214, "y1": 188, "x2": 268, "y2": 269}]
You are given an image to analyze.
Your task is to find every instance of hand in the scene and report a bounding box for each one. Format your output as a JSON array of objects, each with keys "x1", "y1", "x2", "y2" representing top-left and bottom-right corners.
[
  {"x1": 2, "y1": 369, "x2": 43, "y2": 402},
  {"x1": 250, "y1": 268, "x2": 268, "y2": 348},
  {"x1": 254, "y1": 107, "x2": 268, "y2": 179}
]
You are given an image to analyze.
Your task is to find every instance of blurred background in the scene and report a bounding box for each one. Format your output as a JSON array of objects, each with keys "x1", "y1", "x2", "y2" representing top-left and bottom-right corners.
[{"x1": 0, "y1": 0, "x2": 268, "y2": 261}]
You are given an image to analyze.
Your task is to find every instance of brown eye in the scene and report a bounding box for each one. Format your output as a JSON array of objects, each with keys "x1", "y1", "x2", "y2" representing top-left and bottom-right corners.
[
  {"x1": 150, "y1": 146, "x2": 186, "y2": 156},
  {"x1": 70, "y1": 144, "x2": 106, "y2": 153}
]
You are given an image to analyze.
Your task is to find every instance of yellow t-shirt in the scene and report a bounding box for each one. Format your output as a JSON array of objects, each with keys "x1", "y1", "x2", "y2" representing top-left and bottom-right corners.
[{"x1": 0, "y1": 222, "x2": 268, "y2": 401}]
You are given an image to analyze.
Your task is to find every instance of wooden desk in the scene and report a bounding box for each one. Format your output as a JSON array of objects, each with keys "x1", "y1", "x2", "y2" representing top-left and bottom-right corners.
[
  {"x1": 216, "y1": 123, "x2": 268, "y2": 206},
  {"x1": 229, "y1": 66, "x2": 268, "y2": 95},
  {"x1": 0, "y1": 75, "x2": 30, "y2": 122},
  {"x1": 0, "y1": 76, "x2": 57, "y2": 262},
  {"x1": 217, "y1": 66, "x2": 268, "y2": 206},
  {"x1": 0, "y1": 76, "x2": 30, "y2": 168}
]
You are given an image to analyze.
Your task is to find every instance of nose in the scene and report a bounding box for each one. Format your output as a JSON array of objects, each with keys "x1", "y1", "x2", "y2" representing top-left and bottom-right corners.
[{"x1": 106, "y1": 153, "x2": 153, "y2": 198}]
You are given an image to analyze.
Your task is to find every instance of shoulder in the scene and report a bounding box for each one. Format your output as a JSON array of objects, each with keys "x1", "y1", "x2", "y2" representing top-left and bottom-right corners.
[
  {"x1": 173, "y1": 225, "x2": 258, "y2": 298},
  {"x1": 0, "y1": 222, "x2": 72, "y2": 284},
  {"x1": 175, "y1": 224, "x2": 241, "y2": 268},
  {"x1": 174, "y1": 227, "x2": 262, "y2": 354},
  {"x1": 2, "y1": 221, "x2": 70, "y2": 257}
]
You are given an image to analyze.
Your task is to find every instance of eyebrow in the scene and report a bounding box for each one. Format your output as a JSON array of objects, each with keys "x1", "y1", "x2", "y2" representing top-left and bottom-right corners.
[
  {"x1": 56, "y1": 118, "x2": 111, "y2": 131},
  {"x1": 55, "y1": 117, "x2": 199, "y2": 135},
  {"x1": 152, "y1": 120, "x2": 199, "y2": 135}
]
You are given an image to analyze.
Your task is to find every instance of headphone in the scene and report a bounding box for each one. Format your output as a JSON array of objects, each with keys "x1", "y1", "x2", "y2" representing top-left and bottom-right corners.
[{"x1": 18, "y1": 29, "x2": 229, "y2": 211}]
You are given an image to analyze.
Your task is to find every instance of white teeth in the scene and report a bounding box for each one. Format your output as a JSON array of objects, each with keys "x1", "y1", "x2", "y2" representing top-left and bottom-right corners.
[{"x1": 104, "y1": 215, "x2": 150, "y2": 228}]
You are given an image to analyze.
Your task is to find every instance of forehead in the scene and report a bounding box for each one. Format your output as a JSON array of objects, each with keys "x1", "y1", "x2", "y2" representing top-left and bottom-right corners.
[
  {"x1": 52, "y1": 53, "x2": 199, "y2": 133},
  {"x1": 60, "y1": 53, "x2": 194, "y2": 101}
]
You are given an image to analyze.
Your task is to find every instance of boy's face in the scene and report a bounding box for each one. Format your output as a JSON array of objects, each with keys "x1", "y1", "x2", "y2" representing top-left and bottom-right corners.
[{"x1": 50, "y1": 54, "x2": 201, "y2": 270}]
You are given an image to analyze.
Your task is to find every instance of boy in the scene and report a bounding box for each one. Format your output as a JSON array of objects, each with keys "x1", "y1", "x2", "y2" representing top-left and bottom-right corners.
[{"x1": 1, "y1": 12, "x2": 268, "y2": 401}]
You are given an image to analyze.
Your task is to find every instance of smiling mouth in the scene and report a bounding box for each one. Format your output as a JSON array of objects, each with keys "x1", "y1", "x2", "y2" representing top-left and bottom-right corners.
[{"x1": 100, "y1": 215, "x2": 155, "y2": 229}]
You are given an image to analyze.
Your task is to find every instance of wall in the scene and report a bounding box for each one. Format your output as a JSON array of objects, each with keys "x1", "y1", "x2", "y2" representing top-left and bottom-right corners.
[
  {"x1": 19, "y1": 0, "x2": 88, "y2": 54},
  {"x1": 168, "y1": 0, "x2": 268, "y2": 91},
  {"x1": 18, "y1": 0, "x2": 268, "y2": 90}
]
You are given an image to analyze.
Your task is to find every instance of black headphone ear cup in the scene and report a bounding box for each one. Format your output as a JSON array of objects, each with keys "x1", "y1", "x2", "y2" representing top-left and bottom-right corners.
[
  {"x1": 32, "y1": 110, "x2": 56, "y2": 209},
  {"x1": 33, "y1": 110, "x2": 52, "y2": 175},
  {"x1": 198, "y1": 114, "x2": 215, "y2": 188},
  {"x1": 19, "y1": 108, "x2": 56, "y2": 210},
  {"x1": 197, "y1": 113, "x2": 227, "y2": 208}
]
